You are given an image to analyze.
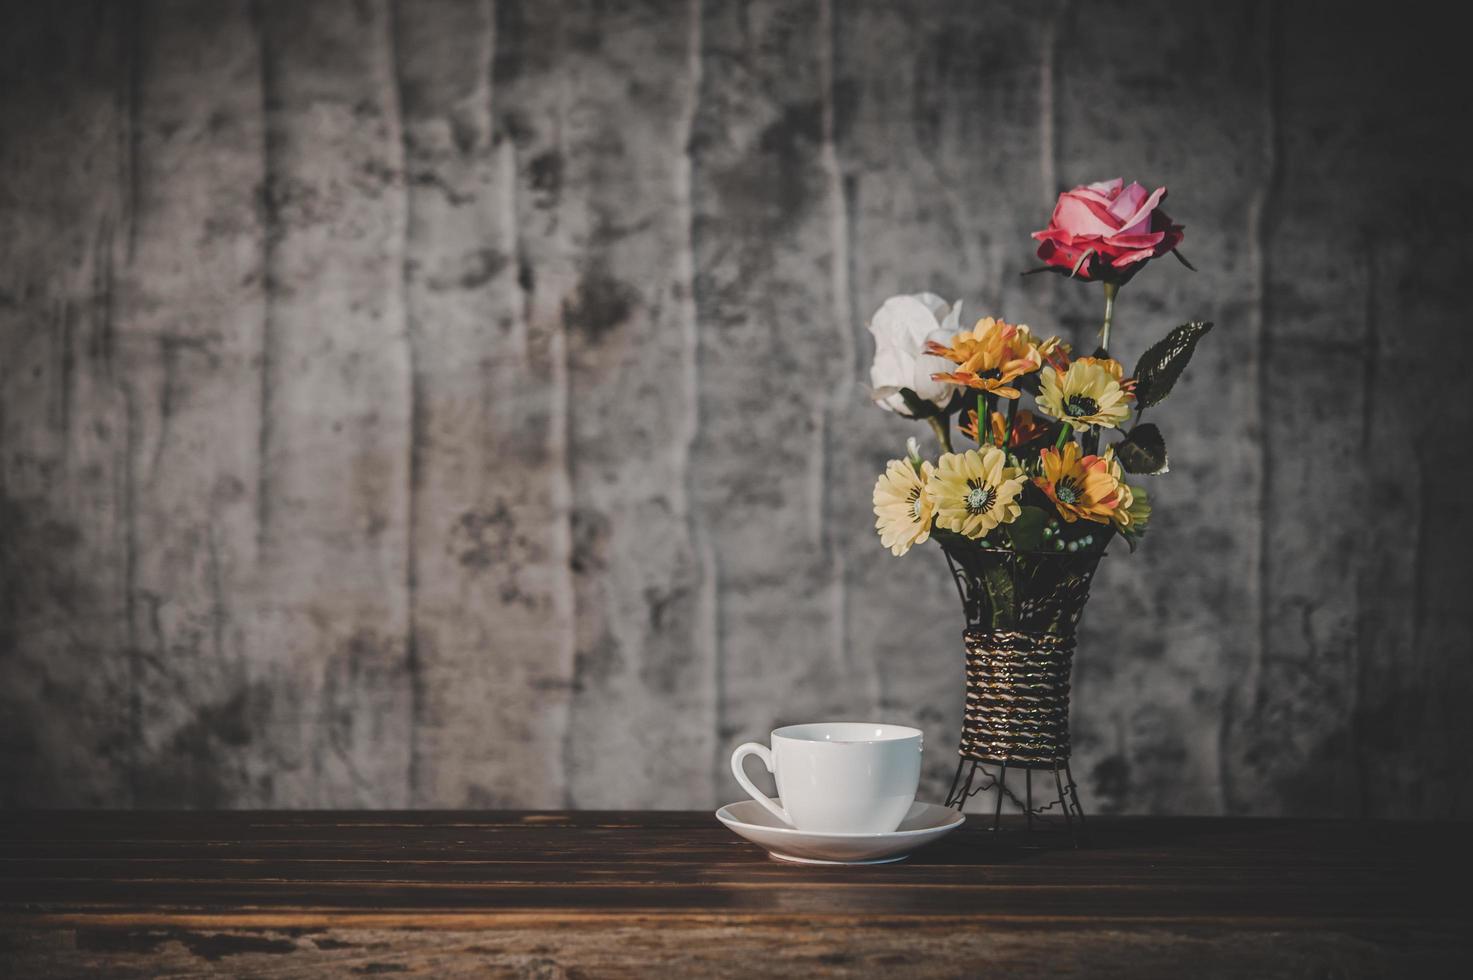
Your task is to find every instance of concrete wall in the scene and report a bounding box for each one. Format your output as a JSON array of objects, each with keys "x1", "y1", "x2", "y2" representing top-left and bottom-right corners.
[{"x1": 2, "y1": 0, "x2": 1469, "y2": 814}]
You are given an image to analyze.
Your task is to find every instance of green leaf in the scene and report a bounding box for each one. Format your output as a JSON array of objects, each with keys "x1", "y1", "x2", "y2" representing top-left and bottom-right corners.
[
  {"x1": 1116, "y1": 424, "x2": 1168, "y2": 475},
  {"x1": 1003, "y1": 506, "x2": 1049, "y2": 552},
  {"x1": 1130, "y1": 321, "x2": 1214, "y2": 409},
  {"x1": 978, "y1": 562, "x2": 1016, "y2": 631},
  {"x1": 1118, "y1": 483, "x2": 1151, "y2": 553}
]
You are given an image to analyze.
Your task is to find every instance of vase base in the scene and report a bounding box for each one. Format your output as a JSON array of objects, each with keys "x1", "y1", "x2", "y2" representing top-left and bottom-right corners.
[{"x1": 944, "y1": 756, "x2": 1087, "y2": 848}]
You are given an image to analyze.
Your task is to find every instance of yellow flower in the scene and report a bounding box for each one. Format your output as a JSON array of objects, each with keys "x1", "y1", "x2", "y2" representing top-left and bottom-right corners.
[
  {"x1": 927, "y1": 317, "x2": 1060, "y2": 400},
  {"x1": 874, "y1": 459, "x2": 936, "y2": 556},
  {"x1": 928, "y1": 447, "x2": 1025, "y2": 539},
  {"x1": 1073, "y1": 355, "x2": 1124, "y2": 382},
  {"x1": 1074, "y1": 355, "x2": 1139, "y2": 398},
  {"x1": 1034, "y1": 442, "x2": 1123, "y2": 525},
  {"x1": 1037, "y1": 359, "x2": 1132, "y2": 429}
]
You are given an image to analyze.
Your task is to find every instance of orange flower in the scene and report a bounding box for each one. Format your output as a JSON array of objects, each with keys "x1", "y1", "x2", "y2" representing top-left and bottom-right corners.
[
  {"x1": 988, "y1": 410, "x2": 1007, "y2": 446},
  {"x1": 1006, "y1": 408, "x2": 1051, "y2": 447},
  {"x1": 959, "y1": 408, "x2": 985, "y2": 444},
  {"x1": 966, "y1": 408, "x2": 1052, "y2": 448},
  {"x1": 1044, "y1": 342, "x2": 1073, "y2": 374},
  {"x1": 961, "y1": 407, "x2": 1055, "y2": 448},
  {"x1": 926, "y1": 317, "x2": 1060, "y2": 400},
  {"x1": 1033, "y1": 442, "x2": 1124, "y2": 525}
]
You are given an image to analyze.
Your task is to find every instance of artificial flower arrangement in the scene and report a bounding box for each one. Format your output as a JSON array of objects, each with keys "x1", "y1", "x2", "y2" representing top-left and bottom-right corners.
[
  {"x1": 868, "y1": 178, "x2": 1215, "y2": 812},
  {"x1": 870, "y1": 178, "x2": 1211, "y2": 571}
]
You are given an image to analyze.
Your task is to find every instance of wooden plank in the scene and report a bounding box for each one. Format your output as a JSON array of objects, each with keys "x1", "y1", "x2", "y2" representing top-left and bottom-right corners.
[
  {"x1": 1, "y1": 813, "x2": 1463, "y2": 902},
  {"x1": 0, "y1": 0, "x2": 136, "y2": 806},
  {"x1": 5, "y1": 879, "x2": 1459, "y2": 923},
  {"x1": 1, "y1": 0, "x2": 1469, "y2": 820},
  {"x1": 389, "y1": 0, "x2": 577, "y2": 807},
  {"x1": 249, "y1": 0, "x2": 413, "y2": 806},
  {"x1": 4, "y1": 922, "x2": 1464, "y2": 979},
  {"x1": 541, "y1": 0, "x2": 717, "y2": 807},
  {"x1": 4, "y1": 851, "x2": 1448, "y2": 883},
  {"x1": 1227, "y1": 4, "x2": 1473, "y2": 817},
  {"x1": 111, "y1": 0, "x2": 270, "y2": 807},
  {"x1": 1303, "y1": 6, "x2": 1470, "y2": 819},
  {"x1": 3, "y1": 824, "x2": 1457, "y2": 882},
  {"x1": 1227, "y1": 1, "x2": 1365, "y2": 817},
  {"x1": 1044, "y1": 1, "x2": 1270, "y2": 815},
  {"x1": 0, "y1": 813, "x2": 1467, "y2": 977},
  {"x1": 691, "y1": 0, "x2": 872, "y2": 804}
]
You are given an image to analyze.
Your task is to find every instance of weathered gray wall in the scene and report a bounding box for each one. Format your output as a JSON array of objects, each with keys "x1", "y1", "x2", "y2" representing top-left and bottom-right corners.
[{"x1": 2, "y1": 0, "x2": 1469, "y2": 814}]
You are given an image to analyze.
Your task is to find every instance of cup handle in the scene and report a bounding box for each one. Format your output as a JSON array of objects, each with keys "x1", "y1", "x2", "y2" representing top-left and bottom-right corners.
[{"x1": 730, "y1": 742, "x2": 793, "y2": 827}]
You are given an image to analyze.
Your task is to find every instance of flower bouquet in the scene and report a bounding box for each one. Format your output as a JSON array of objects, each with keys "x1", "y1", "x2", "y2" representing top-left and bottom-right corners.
[{"x1": 868, "y1": 179, "x2": 1212, "y2": 820}]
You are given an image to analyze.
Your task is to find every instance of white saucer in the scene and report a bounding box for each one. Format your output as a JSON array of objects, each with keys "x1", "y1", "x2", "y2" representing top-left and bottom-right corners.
[{"x1": 715, "y1": 800, "x2": 964, "y2": 865}]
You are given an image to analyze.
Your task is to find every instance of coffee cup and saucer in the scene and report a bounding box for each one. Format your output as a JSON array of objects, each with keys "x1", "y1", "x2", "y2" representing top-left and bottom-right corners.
[{"x1": 716, "y1": 722, "x2": 963, "y2": 865}]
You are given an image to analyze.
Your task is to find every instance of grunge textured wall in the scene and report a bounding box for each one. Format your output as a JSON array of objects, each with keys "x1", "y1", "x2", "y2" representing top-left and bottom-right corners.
[{"x1": 2, "y1": 0, "x2": 1470, "y2": 814}]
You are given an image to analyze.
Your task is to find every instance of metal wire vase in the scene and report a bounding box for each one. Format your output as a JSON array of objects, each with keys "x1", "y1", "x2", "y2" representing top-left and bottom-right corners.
[{"x1": 934, "y1": 529, "x2": 1103, "y2": 839}]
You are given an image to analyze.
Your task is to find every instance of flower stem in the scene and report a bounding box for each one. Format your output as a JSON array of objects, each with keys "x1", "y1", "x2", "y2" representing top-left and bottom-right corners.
[
  {"x1": 1099, "y1": 281, "x2": 1118, "y2": 354},
  {"x1": 927, "y1": 415, "x2": 953, "y2": 454},
  {"x1": 1005, "y1": 396, "x2": 1018, "y2": 447},
  {"x1": 1053, "y1": 421, "x2": 1073, "y2": 452}
]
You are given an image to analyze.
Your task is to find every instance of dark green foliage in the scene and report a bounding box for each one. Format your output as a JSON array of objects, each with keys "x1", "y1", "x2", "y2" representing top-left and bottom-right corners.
[{"x1": 1131, "y1": 321, "x2": 1213, "y2": 409}]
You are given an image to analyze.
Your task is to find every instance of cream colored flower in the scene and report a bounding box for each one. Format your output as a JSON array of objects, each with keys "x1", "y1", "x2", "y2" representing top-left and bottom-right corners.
[
  {"x1": 874, "y1": 458, "x2": 936, "y2": 556},
  {"x1": 928, "y1": 447, "x2": 1025, "y2": 539},
  {"x1": 1037, "y1": 359, "x2": 1132, "y2": 429}
]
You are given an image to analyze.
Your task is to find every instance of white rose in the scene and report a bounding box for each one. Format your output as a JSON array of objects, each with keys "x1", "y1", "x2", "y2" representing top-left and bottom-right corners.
[{"x1": 868, "y1": 292, "x2": 961, "y2": 417}]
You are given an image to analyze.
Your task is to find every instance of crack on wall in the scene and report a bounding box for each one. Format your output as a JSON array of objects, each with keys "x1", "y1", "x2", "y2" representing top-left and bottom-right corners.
[
  {"x1": 250, "y1": 0, "x2": 279, "y2": 561},
  {"x1": 386, "y1": 0, "x2": 425, "y2": 808}
]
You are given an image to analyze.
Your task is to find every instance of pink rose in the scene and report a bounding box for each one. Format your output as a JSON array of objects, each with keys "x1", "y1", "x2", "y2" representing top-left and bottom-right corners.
[{"x1": 1032, "y1": 178, "x2": 1185, "y2": 283}]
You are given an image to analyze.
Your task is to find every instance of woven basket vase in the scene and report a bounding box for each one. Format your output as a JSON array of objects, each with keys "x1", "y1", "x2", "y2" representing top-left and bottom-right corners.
[{"x1": 936, "y1": 533, "x2": 1103, "y2": 769}]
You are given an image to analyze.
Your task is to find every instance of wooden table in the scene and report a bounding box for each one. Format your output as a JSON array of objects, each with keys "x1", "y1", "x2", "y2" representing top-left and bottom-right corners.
[{"x1": 1, "y1": 811, "x2": 1467, "y2": 977}]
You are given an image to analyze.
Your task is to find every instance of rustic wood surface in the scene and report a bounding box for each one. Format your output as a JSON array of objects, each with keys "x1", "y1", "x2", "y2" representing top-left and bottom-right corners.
[
  {"x1": 2, "y1": 0, "x2": 1471, "y2": 814},
  {"x1": 1, "y1": 811, "x2": 1468, "y2": 977}
]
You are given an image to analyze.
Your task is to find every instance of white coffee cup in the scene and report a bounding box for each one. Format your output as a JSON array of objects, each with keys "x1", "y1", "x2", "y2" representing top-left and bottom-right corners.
[{"x1": 730, "y1": 722, "x2": 923, "y2": 834}]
